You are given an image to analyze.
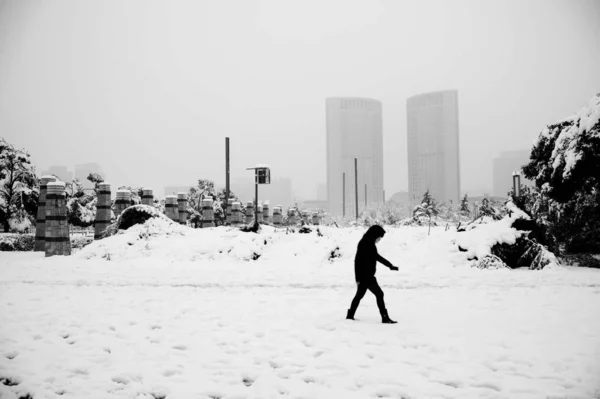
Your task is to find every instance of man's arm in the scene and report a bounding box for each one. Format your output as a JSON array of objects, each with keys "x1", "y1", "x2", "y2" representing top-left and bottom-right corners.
[{"x1": 376, "y1": 253, "x2": 394, "y2": 268}]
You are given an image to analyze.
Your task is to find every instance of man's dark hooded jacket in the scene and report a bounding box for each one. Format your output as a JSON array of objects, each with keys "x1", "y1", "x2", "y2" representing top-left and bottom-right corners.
[{"x1": 354, "y1": 225, "x2": 393, "y2": 283}]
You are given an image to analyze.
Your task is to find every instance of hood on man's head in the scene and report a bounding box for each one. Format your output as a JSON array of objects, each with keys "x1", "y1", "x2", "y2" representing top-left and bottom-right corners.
[{"x1": 363, "y1": 225, "x2": 386, "y2": 241}]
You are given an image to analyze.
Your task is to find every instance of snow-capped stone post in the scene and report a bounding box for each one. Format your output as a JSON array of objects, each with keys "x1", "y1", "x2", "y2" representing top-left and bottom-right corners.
[
  {"x1": 44, "y1": 181, "x2": 71, "y2": 257},
  {"x1": 164, "y1": 195, "x2": 178, "y2": 221},
  {"x1": 245, "y1": 201, "x2": 254, "y2": 224},
  {"x1": 273, "y1": 206, "x2": 282, "y2": 226},
  {"x1": 94, "y1": 182, "x2": 112, "y2": 240},
  {"x1": 262, "y1": 202, "x2": 270, "y2": 224},
  {"x1": 226, "y1": 198, "x2": 233, "y2": 225},
  {"x1": 114, "y1": 190, "x2": 131, "y2": 218},
  {"x1": 231, "y1": 201, "x2": 242, "y2": 225},
  {"x1": 512, "y1": 171, "x2": 521, "y2": 198},
  {"x1": 312, "y1": 212, "x2": 320, "y2": 225},
  {"x1": 201, "y1": 197, "x2": 215, "y2": 227},
  {"x1": 34, "y1": 175, "x2": 57, "y2": 251},
  {"x1": 142, "y1": 188, "x2": 154, "y2": 206},
  {"x1": 177, "y1": 192, "x2": 188, "y2": 225},
  {"x1": 288, "y1": 208, "x2": 297, "y2": 225},
  {"x1": 256, "y1": 202, "x2": 263, "y2": 224}
]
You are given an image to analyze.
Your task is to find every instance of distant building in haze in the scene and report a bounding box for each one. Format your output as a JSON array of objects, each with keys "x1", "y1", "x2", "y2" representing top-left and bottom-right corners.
[
  {"x1": 326, "y1": 97, "x2": 384, "y2": 216},
  {"x1": 317, "y1": 183, "x2": 327, "y2": 201},
  {"x1": 74, "y1": 163, "x2": 106, "y2": 188},
  {"x1": 407, "y1": 90, "x2": 460, "y2": 205},
  {"x1": 232, "y1": 177, "x2": 294, "y2": 209},
  {"x1": 42, "y1": 165, "x2": 72, "y2": 182},
  {"x1": 388, "y1": 191, "x2": 409, "y2": 205},
  {"x1": 164, "y1": 186, "x2": 192, "y2": 197},
  {"x1": 493, "y1": 150, "x2": 533, "y2": 197}
]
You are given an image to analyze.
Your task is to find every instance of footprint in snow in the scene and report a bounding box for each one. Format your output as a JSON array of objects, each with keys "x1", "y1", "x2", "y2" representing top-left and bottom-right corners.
[
  {"x1": 172, "y1": 345, "x2": 187, "y2": 351},
  {"x1": 162, "y1": 369, "x2": 181, "y2": 377},
  {"x1": 4, "y1": 351, "x2": 18, "y2": 360},
  {"x1": 472, "y1": 382, "x2": 501, "y2": 392},
  {"x1": 111, "y1": 376, "x2": 129, "y2": 385}
]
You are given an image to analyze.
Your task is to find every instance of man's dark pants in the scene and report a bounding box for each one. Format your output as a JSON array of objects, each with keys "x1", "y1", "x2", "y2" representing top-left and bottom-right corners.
[{"x1": 350, "y1": 277, "x2": 386, "y2": 315}]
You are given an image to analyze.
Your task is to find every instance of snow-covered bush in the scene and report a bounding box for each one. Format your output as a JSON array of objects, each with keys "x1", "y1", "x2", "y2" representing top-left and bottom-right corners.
[
  {"x1": 70, "y1": 234, "x2": 93, "y2": 251},
  {"x1": 473, "y1": 255, "x2": 508, "y2": 270},
  {"x1": 116, "y1": 205, "x2": 171, "y2": 230},
  {"x1": 457, "y1": 201, "x2": 560, "y2": 270},
  {"x1": 0, "y1": 233, "x2": 34, "y2": 251}
]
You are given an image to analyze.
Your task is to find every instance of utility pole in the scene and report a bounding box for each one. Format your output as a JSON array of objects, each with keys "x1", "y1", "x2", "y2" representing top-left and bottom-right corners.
[
  {"x1": 225, "y1": 137, "x2": 230, "y2": 223},
  {"x1": 354, "y1": 158, "x2": 358, "y2": 220},
  {"x1": 342, "y1": 172, "x2": 345, "y2": 218}
]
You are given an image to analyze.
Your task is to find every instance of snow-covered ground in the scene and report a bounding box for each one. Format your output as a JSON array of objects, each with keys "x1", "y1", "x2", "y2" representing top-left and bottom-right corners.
[{"x1": 1, "y1": 221, "x2": 600, "y2": 399}]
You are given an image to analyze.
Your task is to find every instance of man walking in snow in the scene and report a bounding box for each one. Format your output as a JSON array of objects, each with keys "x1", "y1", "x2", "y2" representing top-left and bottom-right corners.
[{"x1": 346, "y1": 225, "x2": 398, "y2": 324}]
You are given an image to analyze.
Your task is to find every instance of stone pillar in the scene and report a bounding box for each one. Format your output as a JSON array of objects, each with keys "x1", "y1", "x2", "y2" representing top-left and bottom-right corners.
[
  {"x1": 201, "y1": 197, "x2": 215, "y2": 227},
  {"x1": 142, "y1": 188, "x2": 154, "y2": 206},
  {"x1": 165, "y1": 195, "x2": 178, "y2": 221},
  {"x1": 115, "y1": 190, "x2": 131, "y2": 218},
  {"x1": 273, "y1": 206, "x2": 282, "y2": 226},
  {"x1": 34, "y1": 175, "x2": 57, "y2": 251},
  {"x1": 262, "y1": 202, "x2": 270, "y2": 224},
  {"x1": 226, "y1": 198, "x2": 233, "y2": 225},
  {"x1": 94, "y1": 182, "x2": 112, "y2": 239},
  {"x1": 289, "y1": 209, "x2": 297, "y2": 225},
  {"x1": 177, "y1": 192, "x2": 188, "y2": 225},
  {"x1": 245, "y1": 201, "x2": 254, "y2": 225},
  {"x1": 256, "y1": 202, "x2": 263, "y2": 224},
  {"x1": 312, "y1": 212, "x2": 320, "y2": 225},
  {"x1": 231, "y1": 201, "x2": 242, "y2": 225},
  {"x1": 45, "y1": 182, "x2": 71, "y2": 257}
]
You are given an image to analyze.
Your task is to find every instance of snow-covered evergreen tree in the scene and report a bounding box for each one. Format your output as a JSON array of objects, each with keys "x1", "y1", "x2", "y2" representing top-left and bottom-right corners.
[
  {"x1": 522, "y1": 93, "x2": 600, "y2": 252},
  {"x1": 412, "y1": 190, "x2": 439, "y2": 234},
  {"x1": 460, "y1": 194, "x2": 470, "y2": 215},
  {"x1": 478, "y1": 197, "x2": 501, "y2": 220},
  {"x1": 0, "y1": 138, "x2": 38, "y2": 232}
]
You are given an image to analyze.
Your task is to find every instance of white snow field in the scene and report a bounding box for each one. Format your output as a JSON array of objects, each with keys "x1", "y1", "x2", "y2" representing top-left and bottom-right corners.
[{"x1": 1, "y1": 220, "x2": 600, "y2": 399}]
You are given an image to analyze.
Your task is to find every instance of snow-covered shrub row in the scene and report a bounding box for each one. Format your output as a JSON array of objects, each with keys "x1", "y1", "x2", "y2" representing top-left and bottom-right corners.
[
  {"x1": 75, "y1": 217, "x2": 364, "y2": 265},
  {"x1": 0, "y1": 233, "x2": 34, "y2": 251}
]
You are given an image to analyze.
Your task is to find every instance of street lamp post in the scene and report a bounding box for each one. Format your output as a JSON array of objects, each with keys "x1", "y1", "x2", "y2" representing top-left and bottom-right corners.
[
  {"x1": 246, "y1": 165, "x2": 271, "y2": 229},
  {"x1": 512, "y1": 171, "x2": 521, "y2": 198}
]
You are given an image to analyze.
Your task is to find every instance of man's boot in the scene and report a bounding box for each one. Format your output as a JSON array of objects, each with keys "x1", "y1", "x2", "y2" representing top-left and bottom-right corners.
[
  {"x1": 381, "y1": 309, "x2": 397, "y2": 324},
  {"x1": 346, "y1": 309, "x2": 356, "y2": 320}
]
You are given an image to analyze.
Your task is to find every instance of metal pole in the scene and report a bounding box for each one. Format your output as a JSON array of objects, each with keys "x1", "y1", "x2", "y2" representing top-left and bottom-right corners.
[
  {"x1": 342, "y1": 172, "x2": 345, "y2": 218},
  {"x1": 512, "y1": 173, "x2": 521, "y2": 198},
  {"x1": 354, "y1": 158, "x2": 358, "y2": 220},
  {"x1": 255, "y1": 178, "x2": 258, "y2": 228},
  {"x1": 225, "y1": 137, "x2": 230, "y2": 224}
]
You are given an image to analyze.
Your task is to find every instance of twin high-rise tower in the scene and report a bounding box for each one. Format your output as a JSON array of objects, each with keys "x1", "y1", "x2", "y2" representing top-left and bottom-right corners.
[
  {"x1": 406, "y1": 90, "x2": 460, "y2": 205},
  {"x1": 326, "y1": 98, "x2": 384, "y2": 216},
  {"x1": 326, "y1": 90, "x2": 460, "y2": 216}
]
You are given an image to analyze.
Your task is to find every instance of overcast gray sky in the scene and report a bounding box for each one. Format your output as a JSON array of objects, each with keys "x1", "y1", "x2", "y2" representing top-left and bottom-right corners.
[{"x1": 1, "y1": 0, "x2": 599, "y2": 199}]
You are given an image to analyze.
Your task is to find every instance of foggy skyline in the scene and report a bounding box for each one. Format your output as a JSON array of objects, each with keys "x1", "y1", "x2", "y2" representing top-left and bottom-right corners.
[{"x1": 1, "y1": 0, "x2": 599, "y2": 200}]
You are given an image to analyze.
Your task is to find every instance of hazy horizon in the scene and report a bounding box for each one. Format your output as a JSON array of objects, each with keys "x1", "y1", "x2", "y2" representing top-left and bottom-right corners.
[{"x1": 1, "y1": 0, "x2": 599, "y2": 200}]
